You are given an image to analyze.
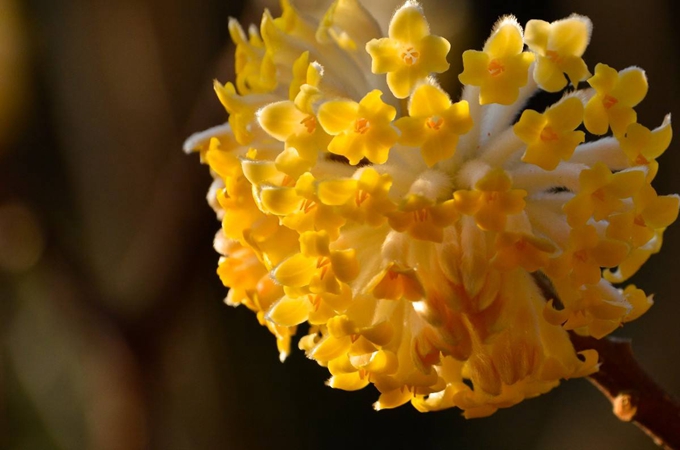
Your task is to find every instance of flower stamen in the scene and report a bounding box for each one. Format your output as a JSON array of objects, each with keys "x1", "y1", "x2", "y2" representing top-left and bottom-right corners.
[
  {"x1": 355, "y1": 189, "x2": 369, "y2": 206},
  {"x1": 545, "y1": 49, "x2": 563, "y2": 64},
  {"x1": 301, "y1": 199, "x2": 317, "y2": 213},
  {"x1": 308, "y1": 294, "x2": 322, "y2": 311},
  {"x1": 540, "y1": 126, "x2": 559, "y2": 142},
  {"x1": 426, "y1": 115, "x2": 444, "y2": 130},
  {"x1": 301, "y1": 115, "x2": 317, "y2": 133},
  {"x1": 413, "y1": 208, "x2": 429, "y2": 222},
  {"x1": 354, "y1": 117, "x2": 370, "y2": 134},
  {"x1": 401, "y1": 46, "x2": 420, "y2": 65},
  {"x1": 488, "y1": 59, "x2": 505, "y2": 77},
  {"x1": 574, "y1": 249, "x2": 589, "y2": 262},
  {"x1": 603, "y1": 94, "x2": 619, "y2": 110}
]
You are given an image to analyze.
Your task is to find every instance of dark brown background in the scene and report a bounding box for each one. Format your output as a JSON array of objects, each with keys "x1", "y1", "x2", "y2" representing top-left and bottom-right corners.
[{"x1": 1, "y1": 0, "x2": 679, "y2": 449}]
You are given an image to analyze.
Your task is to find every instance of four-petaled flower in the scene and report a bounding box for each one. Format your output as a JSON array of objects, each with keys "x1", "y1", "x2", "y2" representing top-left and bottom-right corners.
[
  {"x1": 524, "y1": 15, "x2": 592, "y2": 92},
  {"x1": 514, "y1": 96, "x2": 585, "y2": 170},
  {"x1": 454, "y1": 168, "x2": 527, "y2": 231},
  {"x1": 563, "y1": 162, "x2": 646, "y2": 227},
  {"x1": 386, "y1": 194, "x2": 458, "y2": 242},
  {"x1": 317, "y1": 90, "x2": 398, "y2": 165},
  {"x1": 619, "y1": 115, "x2": 672, "y2": 170},
  {"x1": 395, "y1": 83, "x2": 473, "y2": 166},
  {"x1": 606, "y1": 184, "x2": 680, "y2": 248},
  {"x1": 547, "y1": 224, "x2": 629, "y2": 287},
  {"x1": 366, "y1": 1, "x2": 450, "y2": 99},
  {"x1": 584, "y1": 63, "x2": 648, "y2": 136},
  {"x1": 458, "y1": 17, "x2": 535, "y2": 105}
]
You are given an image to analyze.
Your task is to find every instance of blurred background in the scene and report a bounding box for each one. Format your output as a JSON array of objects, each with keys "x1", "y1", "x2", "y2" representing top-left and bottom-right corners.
[{"x1": 1, "y1": 0, "x2": 679, "y2": 449}]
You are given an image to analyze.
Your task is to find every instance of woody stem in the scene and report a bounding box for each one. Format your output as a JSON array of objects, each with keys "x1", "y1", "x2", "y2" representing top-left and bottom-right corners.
[
  {"x1": 532, "y1": 272, "x2": 680, "y2": 449},
  {"x1": 570, "y1": 334, "x2": 680, "y2": 450}
]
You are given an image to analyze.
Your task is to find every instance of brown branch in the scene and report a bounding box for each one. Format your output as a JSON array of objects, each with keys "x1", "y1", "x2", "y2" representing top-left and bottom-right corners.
[
  {"x1": 531, "y1": 272, "x2": 680, "y2": 449},
  {"x1": 570, "y1": 334, "x2": 680, "y2": 449}
]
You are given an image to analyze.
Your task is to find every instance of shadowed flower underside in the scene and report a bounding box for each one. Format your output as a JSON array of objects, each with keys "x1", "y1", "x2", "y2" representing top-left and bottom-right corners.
[{"x1": 185, "y1": 0, "x2": 678, "y2": 418}]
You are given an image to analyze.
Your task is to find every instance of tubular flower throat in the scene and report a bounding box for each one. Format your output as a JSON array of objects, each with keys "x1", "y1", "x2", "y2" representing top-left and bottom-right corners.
[{"x1": 184, "y1": 0, "x2": 678, "y2": 418}]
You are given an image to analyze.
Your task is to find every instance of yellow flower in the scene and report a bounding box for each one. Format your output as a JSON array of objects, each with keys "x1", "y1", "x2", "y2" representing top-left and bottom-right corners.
[
  {"x1": 365, "y1": 1, "x2": 450, "y2": 99},
  {"x1": 185, "y1": 0, "x2": 677, "y2": 418},
  {"x1": 458, "y1": 17, "x2": 535, "y2": 105},
  {"x1": 605, "y1": 183, "x2": 679, "y2": 277},
  {"x1": 492, "y1": 232, "x2": 555, "y2": 272},
  {"x1": 563, "y1": 162, "x2": 646, "y2": 227},
  {"x1": 514, "y1": 96, "x2": 586, "y2": 170},
  {"x1": 386, "y1": 194, "x2": 458, "y2": 242},
  {"x1": 317, "y1": 89, "x2": 398, "y2": 165},
  {"x1": 257, "y1": 56, "x2": 332, "y2": 175},
  {"x1": 584, "y1": 63, "x2": 648, "y2": 136},
  {"x1": 395, "y1": 83, "x2": 473, "y2": 167},
  {"x1": 524, "y1": 15, "x2": 592, "y2": 92},
  {"x1": 618, "y1": 115, "x2": 672, "y2": 182},
  {"x1": 546, "y1": 224, "x2": 629, "y2": 287},
  {"x1": 453, "y1": 168, "x2": 527, "y2": 232}
]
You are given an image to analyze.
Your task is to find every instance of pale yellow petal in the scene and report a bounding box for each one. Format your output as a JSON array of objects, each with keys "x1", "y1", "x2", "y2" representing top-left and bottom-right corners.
[
  {"x1": 613, "y1": 67, "x2": 648, "y2": 107},
  {"x1": 318, "y1": 99, "x2": 360, "y2": 135},
  {"x1": 273, "y1": 253, "x2": 317, "y2": 287},
  {"x1": 258, "y1": 101, "x2": 306, "y2": 141},
  {"x1": 418, "y1": 34, "x2": 451, "y2": 73},
  {"x1": 328, "y1": 372, "x2": 370, "y2": 391},
  {"x1": 409, "y1": 84, "x2": 451, "y2": 117},
  {"x1": 366, "y1": 38, "x2": 402, "y2": 73},
  {"x1": 514, "y1": 109, "x2": 546, "y2": 143},
  {"x1": 549, "y1": 15, "x2": 591, "y2": 56},
  {"x1": 389, "y1": 2, "x2": 429, "y2": 43},
  {"x1": 534, "y1": 57, "x2": 566, "y2": 92},
  {"x1": 584, "y1": 96, "x2": 609, "y2": 135},
  {"x1": 484, "y1": 18, "x2": 524, "y2": 58},
  {"x1": 267, "y1": 295, "x2": 312, "y2": 326},
  {"x1": 524, "y1": 19, "x2": 550, "y2": 53},
  {"x1": 588, "y1": 63, "x2": 618, "y2": 93},
  {"x1": 546, "y1": 96, "x2": 584, "y2": 132}
]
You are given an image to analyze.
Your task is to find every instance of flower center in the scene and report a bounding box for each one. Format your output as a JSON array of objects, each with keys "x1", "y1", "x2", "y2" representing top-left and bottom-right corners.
[
  {"x1": 634, "y1": 154, "x2": 649, "y2": 165},
  {"x1": 540, "y1": 126, "x2": 559, "y2": 142},
  {"x1": 545, "y1": 49, "x2": 563, "y2": 64},
  {"x1": 401, "y1": 46, "x2": 420, "y2": 65},
  {"x1": 300, "y1": 199, "x2": 317, "y2": 213},
  {"x1": 602, "y1": 94, "x2": 618, "y2": 110},
  {"x1": 355, "y1": 189, "x2": 369, "y2": 205},
  {"x1": 592, "y1": 188, "x2": 606, "y2": 202},
  {"x1": 515, "y1": 238, "x2": 528, "y2": 251},
  {"x1": 355, "y1": 118, "x2": 370, "y2": 134},
  {"x1": 426, "y1": 115, "x2": 444, "y2": 130},
  {"x1": 413, "y1": 208, "x2": 429, "y2": 222},
  {"x1": 488, "y1": 59, "x2": 505, "y2": 76},
  {"x1": 634, "y1": 214, "x2": 646, "y2": 227},
  {"x1": 301, "y1": 115, "x2": 317, "y2": 133},
  {"x1": 574, "y1": 249, "x2": 588, "y2": 262}
]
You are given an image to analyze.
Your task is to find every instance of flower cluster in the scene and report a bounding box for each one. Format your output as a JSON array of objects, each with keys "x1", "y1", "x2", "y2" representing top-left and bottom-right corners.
[{"x1": 185, "y1": 0, "x2": 677, "y2": 417}]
